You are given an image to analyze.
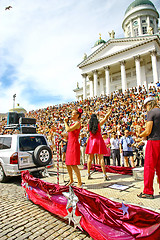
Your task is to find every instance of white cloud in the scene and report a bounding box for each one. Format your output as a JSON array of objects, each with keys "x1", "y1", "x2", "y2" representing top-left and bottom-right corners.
[{"x1": 0, "y1": 0, "x2": 159, "y2": 112}]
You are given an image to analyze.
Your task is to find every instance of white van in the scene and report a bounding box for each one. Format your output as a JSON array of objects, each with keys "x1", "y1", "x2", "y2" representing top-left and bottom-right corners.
[{"x1": 0, "y1": 134, "x2": 53, "y2": 182}]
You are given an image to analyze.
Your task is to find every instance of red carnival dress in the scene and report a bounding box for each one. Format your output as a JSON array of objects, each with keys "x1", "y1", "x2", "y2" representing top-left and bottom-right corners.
[
  {"x1": 85, "y1": 123, "x2": 108, "y2": 154},
  {"x1": 65, "y1": 124, "x2": 81, "y2": 165}
]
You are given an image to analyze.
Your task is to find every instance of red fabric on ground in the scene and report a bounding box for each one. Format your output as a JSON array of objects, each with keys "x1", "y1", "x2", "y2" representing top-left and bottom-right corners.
[
  {"x1": 83, "y1": 163, "x2": 133, "y2": 175},
  {"x1": 21, "y1": 171, "x2": 160, "y2": 240}
]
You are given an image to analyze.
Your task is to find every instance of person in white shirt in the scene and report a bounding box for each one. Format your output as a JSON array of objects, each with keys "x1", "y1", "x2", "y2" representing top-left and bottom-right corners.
[{"x1": 110, "y1": 133, "x2": 120, "y2": 166}]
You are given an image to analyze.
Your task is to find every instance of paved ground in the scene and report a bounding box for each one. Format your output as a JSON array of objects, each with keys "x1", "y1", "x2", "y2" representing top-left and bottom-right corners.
[
  {"x1": 0, "y1": 176, "x2": 92, "y2": 240},
  {"x1": 0, "y1": 164, "x2": 160, "y2": 240}
]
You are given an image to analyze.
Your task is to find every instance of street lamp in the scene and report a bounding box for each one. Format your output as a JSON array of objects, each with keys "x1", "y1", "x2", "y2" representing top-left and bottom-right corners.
[{"x1": 13, "y1": 94, "x2": 16, "y2": 109}]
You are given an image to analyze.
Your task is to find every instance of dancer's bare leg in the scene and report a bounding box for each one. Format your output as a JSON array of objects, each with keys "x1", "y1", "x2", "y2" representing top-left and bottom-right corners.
[
  {"x1": 87, "y1": 154, "x2": 94, "y2": 176},
  {"x1": 99, "y1": 154, "x2": 107, "y2": 176},
  {"x1": 72, "y1": 165, "x2": 82, "y2": 187},
  {"x1": 95, "y1": 154, "x2": 98, "y2": 164},
  {"x1": 66, "y1": 165, "x2": 74, "y2": 185}
]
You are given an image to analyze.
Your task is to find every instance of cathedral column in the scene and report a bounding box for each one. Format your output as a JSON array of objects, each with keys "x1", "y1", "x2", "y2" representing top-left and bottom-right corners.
[
  {"x1": 138, "y1": 17, "x2": 142, "y2": 35},
  {"x1": 141, "y1": 64, "x2": 147, "y2": 90},
  {"x1": 82, "y1": 74, "x2": 87, "y2": 100},
  {"x1": 93, "y1": 70, "x2": 98, "y2": 97},
  {"x1": 130, "y1": 20, "x2": 133, "y2": 37},
  {"x1": 154, "y1": 18, "x2": 157, "y2": 34},
  {"x1": 89, "y1": 78, "x2": 94, "y2": 98},
  {"x1": 120, "y1": 61, "x2": 127, "y2": 93},
  {"x1": 134, "y1": 55, "x2": 142, "y2": 89},
  {"x1": 104, "y1": 66, "x2": 110, "y2": 96},
  {"x1": 147, "y1": 16, "x2": 150, "y2": 28},
  {"x1": 150, "y1": 50, "x2": 159, "y2": 84},
  {"x1": 99, "y1": 78, "x2": 104, "y2": 96}
]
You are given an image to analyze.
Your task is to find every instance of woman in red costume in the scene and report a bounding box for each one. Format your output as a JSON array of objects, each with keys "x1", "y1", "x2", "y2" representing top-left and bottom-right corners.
[
  {"x1": 85, "y1": 108, "x2": 112, "y2": 180},
  {"x1": 64, "y1": 108, "x2": 83, "y2": 187}
]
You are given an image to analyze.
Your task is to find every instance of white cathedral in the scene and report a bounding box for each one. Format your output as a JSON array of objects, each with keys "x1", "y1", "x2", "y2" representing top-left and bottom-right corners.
[{"x1": 74, "y1": 0, "x2": 160, "y2": 100}]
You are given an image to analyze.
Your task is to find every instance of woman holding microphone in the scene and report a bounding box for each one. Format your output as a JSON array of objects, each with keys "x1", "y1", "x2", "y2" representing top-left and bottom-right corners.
[{"x1": 64, "y1": 108, "x2": 83, "y2": 187}]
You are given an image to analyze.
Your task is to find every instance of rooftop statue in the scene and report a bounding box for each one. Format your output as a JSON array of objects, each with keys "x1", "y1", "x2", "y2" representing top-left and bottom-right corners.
[
  {"x1": 147, "y1": 26, "x2": 153, "y2": 35},
  {"x1": 108, "y1": 30, "x2": 115, "y2": 39},
  {"x1": 83, "y1": 53, "x2": 87, "y2": 60}
]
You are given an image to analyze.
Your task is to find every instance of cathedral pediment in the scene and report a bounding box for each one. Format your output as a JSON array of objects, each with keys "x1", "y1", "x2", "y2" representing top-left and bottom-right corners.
[{"x1": 78, "y1": 35, "x2": 158, "y2": 68}]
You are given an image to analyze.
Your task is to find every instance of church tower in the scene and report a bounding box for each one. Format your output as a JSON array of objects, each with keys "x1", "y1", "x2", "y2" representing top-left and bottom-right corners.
[{"x1": 122, "y1": 0, "x2": 159, "y2": 37}]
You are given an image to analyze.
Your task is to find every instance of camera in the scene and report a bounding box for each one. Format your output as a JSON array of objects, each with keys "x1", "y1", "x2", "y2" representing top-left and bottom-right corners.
[{"x1": 127, "y1": 143, "x2": 132, "y2": 147}]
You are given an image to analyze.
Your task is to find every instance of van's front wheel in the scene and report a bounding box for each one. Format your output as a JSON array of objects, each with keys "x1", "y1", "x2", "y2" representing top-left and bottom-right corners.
[{"x1": 0, "y1": 165, "x2": 8, "y2": 183}]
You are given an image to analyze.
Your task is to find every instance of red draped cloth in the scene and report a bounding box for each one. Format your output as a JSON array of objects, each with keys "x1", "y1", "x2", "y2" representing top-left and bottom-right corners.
[
  {"x1": 21, "y1": 171, "x2": 160, "y2": 240},
  {"x1": 83, "y1": 163, "x2": 133, "y2": 175}
]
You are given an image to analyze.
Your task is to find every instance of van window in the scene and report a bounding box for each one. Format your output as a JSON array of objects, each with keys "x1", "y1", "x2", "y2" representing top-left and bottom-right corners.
[
  {"x1": 19, "y1": 136, "x2": 47, "y2": 151},
  {"x1": 0, "y1": 137, "x2": 12, "y2": 150}
]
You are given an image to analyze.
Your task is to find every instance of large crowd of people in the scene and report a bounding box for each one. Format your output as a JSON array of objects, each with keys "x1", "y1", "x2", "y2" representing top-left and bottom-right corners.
[
  {"x1": 27, "y1": 85, "x2": 159, "y2": 167},
  {"x1": 0, "y1": 85, "x2": 160, "y2": 170}
]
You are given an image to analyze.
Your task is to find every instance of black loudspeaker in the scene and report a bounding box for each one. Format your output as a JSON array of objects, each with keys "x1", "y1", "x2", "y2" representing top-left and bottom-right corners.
[
  {"x1": 7, "y1": 112, "x2": 18, "y2": 124},
  {"x1": 19, "y1": 117, "x2": 36, "y2": 125},
  {"x1": 20, "y1": 126, "x2": 37, "y2": 134},
  {"x1": 7, "y1": 112, "x2": 25, "y2": 125}
]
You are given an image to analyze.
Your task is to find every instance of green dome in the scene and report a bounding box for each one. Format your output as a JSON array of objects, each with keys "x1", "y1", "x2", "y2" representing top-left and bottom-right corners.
[
  {"x1": 94, "y1": 39, "x2": 106, "y2": 47},
  {"x1": 125, "y1": 0, "x2": 156, "y2": 14}
]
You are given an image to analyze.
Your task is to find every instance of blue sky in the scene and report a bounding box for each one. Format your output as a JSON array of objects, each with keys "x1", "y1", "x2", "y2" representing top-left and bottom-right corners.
[{"x1": 0, "y1": 0, "x2": 160, "y2": 113}]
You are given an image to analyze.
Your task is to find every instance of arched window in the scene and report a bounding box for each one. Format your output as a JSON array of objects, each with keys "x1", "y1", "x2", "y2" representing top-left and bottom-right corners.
[{"x1": 142, "y1": 26, "x2": 147, "y2": 34}]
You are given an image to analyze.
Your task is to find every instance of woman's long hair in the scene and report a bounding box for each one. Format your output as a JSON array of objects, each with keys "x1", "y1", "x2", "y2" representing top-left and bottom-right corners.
[{"x1": 89, "y1": 114, "x2": 99, "y2": 134}]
